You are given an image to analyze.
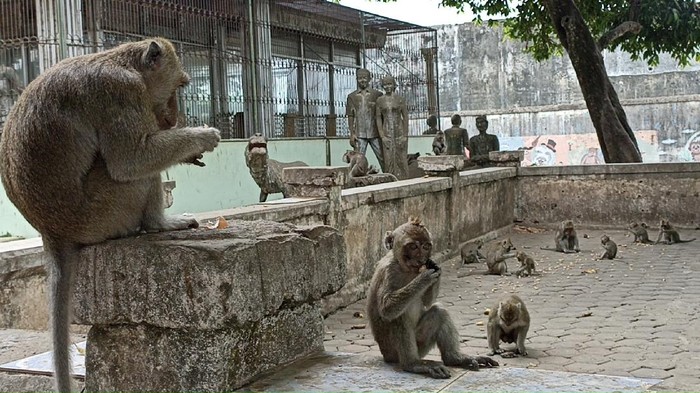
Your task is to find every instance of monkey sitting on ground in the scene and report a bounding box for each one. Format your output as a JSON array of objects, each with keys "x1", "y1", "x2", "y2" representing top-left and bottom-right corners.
[
  {"x1": 342, "y1": 150, "x2": 378, "y2": 177},
  {"x1": 514, "y1": 251, "x2": 536, "y2": 277},
  {"x1": 487, "y1": 294, "x2": 530, "y2": 358},
  {"x1": 432, "y1": 131, "x2": 447, "y2": 156},
  {"x1": 598, "y1": 235, "x2": 618, "y2": 260},
  {"x1": 484, "y1": 238, "x2": 517, "y2": 275},
  {"x1": 540, "y1": 220, "x2": 580, "y2": 253},
  {"x1": 367, "y1": 218, "x2": 498, "y2": 379},
  {"x1": 0, "y1": 38, "x2": 220, "y2": 392},
  {"x1": 460, "y1": 239, "x2": 485, "y2": 265},
  {"x1": 655, "y1": 219, "x2": 696, "y2": 244},
  {"x1": 627, "y1": 222, "x2": 653, "y2": 244}
]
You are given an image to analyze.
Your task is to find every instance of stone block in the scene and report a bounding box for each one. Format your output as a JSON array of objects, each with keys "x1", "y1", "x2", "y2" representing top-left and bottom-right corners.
[
  {"x1": 489, "y1": 150, "x2": 524, "y2": 167},
  {"x1": 72, "y1": 220, "x2": 346, "y2": 392},
  {"x1": 283, "y1": 166, "x2": 348, "y2": 198},
  {"x1": 86, "y1": 304, "x2": 323, "y2": 392},
  {"x1": 417, "y1": 155, "x2": 465, "y2": 173}
]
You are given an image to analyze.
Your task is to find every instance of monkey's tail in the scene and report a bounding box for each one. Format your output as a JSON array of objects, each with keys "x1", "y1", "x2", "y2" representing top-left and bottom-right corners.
[
  {"x1": 539, "y1": 247, "x2": 561, "y2": 253},
  {"x1": 43, "y1": 236, "x2": 79, "y2": 393},
  {"x1": 679, "y1": 238, "x2": 696, "y2": 243}
]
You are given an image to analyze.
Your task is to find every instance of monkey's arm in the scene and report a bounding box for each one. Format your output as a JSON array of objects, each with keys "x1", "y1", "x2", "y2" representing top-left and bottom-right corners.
[
  {"x1": 377, "y1": 271, "x2": 437, "y2": 321},
  {"x1": 421, "y1": 276, "x2": 440, "y2": 306},
  {"x1": 99, "y1": 112, "x2": 220, "y2": 181}
]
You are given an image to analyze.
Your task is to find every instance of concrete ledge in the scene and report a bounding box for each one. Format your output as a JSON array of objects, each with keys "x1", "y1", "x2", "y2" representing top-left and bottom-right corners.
[
  {"x1": 519, "y1": 162, "x2": 700, "y2": 176},
  {"x1": 195, "y1": 199, "x2": 329, "y2": 225},
  {"x1": 340, "y1": 177, "x2": 451, "y2": 210},
  {"x1": 459, "y1": 167, "x2": 517, "y2": 187}
]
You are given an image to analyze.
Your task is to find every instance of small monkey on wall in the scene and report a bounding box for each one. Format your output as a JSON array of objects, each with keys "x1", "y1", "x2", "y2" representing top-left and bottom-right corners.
[{"x1": 0, "y1": 38, "x2": 220, "y2": 392}]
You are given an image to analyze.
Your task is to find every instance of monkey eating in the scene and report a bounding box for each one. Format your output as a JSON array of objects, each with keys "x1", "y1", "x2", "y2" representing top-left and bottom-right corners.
[
  {"x1": 0, "y1": 38, "x2": 220, "y2": 392},
  {"x1": 487, "y1": 294, "x2": 530, "y2": 358},
  {"x1": 655, "y1": 219, "x2": 696, "y2": 244},
  {"x1": 367, "y1": 218, "x2": 498, "y2": 379},
  {"x1": 460, "y1": 239, "x2": 485, "y2": 265},
  {"x1": 514, "y1": 251, "x2": 536, "y2": 277},
  {"x1": 598, "y1": 235, "x2": 618, "y2": 260},
  {"x1": 540, "y1": 220, "x2": 580, "y2": 253},
  {"x1": 627, "y1": 222, "x2": 654, "y2": 244},
  {"x1": 484, "y1": 238, "x2": 517, "y2": 275},
  {"x1": 342, "y1": 149, "x2": 378, "y2": 177}
]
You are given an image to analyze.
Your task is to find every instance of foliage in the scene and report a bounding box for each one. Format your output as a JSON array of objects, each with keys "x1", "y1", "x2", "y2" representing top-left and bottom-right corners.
[{"x1": 374, "y1": 0, "x2": 700, "y2": 67}]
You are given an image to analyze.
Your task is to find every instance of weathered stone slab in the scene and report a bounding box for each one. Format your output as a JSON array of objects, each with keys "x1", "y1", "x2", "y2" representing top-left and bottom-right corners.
[
  {"x1": 74, "y1": 220, "x2": 346, "y2": 328},
  {"x1": 86, "y1": 304, "x2": 323, "y2": 392},
  {"x1": 417, "y1": 155, "x2": 465, "y2": 173},
  {"x1": 72, "y1": 220, "x2": 347, "y2": 392},
  {"x1": 490, "y1": 150, "x2": 524, "y2": 167},
  {"x1": 283, "y1": 166, "x2": 348, "y2": 198},
  {"x1": 345, "y1": 173, "x2": 397, "y2": 189}
]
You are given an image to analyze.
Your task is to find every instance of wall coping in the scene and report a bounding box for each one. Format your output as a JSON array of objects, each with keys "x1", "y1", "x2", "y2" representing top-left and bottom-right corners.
[
  {"x1": 459, "y1": 167, "x2": 517, "y2": 186},
  {"x1": 519, "y1": 162, "x2": 700, "y2": 177},
  {"x1": 341, "y1": 177, "x2": 451, "y2": 210}
]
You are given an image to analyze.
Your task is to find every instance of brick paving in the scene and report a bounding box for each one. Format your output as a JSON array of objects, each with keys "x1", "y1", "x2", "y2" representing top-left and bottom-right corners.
[{"x1": 322, "y1": 227, "x2": 700, "y2": 392}]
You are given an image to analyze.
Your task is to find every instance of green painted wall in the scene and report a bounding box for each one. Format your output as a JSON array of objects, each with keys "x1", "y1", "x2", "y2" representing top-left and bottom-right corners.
[{"x1": 0, "y1": 136, "x2": 436, "y2": 239}]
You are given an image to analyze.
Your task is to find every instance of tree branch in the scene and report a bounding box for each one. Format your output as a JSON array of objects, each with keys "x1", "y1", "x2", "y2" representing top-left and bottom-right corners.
[{"x1": 597, "y1": 21, "x2": 642, "y2": 50}]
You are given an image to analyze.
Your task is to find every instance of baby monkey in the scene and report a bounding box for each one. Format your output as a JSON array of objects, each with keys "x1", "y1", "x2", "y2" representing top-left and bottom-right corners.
[
  {"x1": 598, "y1": 235, "x2": 618, "y2": 260},
  {"x1": 514, "y1": 251, "x2": 536, "y2": 277},
  {"x1": 487, "y1": 294, "x2": 530, "y2": 358},
  {"x1": 655, "y1": 219, "x2": 696, "y2": 244}
]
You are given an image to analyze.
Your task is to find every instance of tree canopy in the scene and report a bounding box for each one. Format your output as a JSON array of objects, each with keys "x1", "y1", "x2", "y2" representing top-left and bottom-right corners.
[{"x1": 438, "y1": 0, "x2": 700, "y2": 67}]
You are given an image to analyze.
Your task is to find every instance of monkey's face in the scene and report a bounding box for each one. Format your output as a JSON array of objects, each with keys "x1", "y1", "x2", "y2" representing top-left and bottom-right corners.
[
  {"x1": 659, "y1": 219, "x2": 671, "y2": 230},
  {"x1": 498, "y1": 302, "x2": 521, "y2": 326},
  {"x1": 515, "y1": 251, "x2": 526, "y2": 261},
  {"x1": 386, "y1": 219, "x2": 433, "y2": 273},
  {"x1": 561, "y1": 220, "x2": 575, "y2": 235},
  {"x1": 600, "y1": 235, "x2": 609, "y2": 244},
  {"x1": 501, "y1": 238, "x2": 515, "y2": 252}
]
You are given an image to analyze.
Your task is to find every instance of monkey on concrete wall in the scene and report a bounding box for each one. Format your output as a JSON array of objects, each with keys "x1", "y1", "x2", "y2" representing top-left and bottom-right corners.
[
  {"x1": 342, "y1": 150, "x2": 378, "y2": 177},
  {"x1": 367, "y1": 218, "x2": 498, "y2": 379},
  {"x1": 487, "y1": 294, "x2": 530, "y2": 358},
  {"x1": 0, "y1": 38, "x2": 220, "y2": 392},
  {"x1": 627, "y1": 222, "x2": 653, "y2": 244},
  {"x1": 655, "y1": 219, "x2": 696, "y2": 244},
  {"x1": 598, "y1": 235, "x2": 618, "y2": 260},
  {"x1": 540, "y1": 220, "x2": 580, "y2": 253}
]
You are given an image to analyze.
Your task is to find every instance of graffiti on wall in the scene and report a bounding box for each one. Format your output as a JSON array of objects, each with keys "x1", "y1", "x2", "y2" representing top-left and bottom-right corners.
[{"x1": 498, "y1": 129, "x2": 699, "y2": 165}]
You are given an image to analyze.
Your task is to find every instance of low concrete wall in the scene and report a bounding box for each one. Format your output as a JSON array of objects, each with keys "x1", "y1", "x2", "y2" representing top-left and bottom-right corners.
[
  {"x1": 2, "y1": 163, "x2": 698, "y2": 330},
  {"x1": 517, "y1": 163, "x2": 700, "y2": 228}
]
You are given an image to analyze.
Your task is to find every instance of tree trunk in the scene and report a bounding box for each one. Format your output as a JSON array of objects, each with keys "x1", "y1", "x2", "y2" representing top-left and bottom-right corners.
[{"x1": 543, "y1": 0, "x2": 642, "y2": 163}]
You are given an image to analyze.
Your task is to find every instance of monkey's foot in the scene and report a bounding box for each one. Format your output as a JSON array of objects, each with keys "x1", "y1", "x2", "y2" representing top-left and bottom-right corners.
[
  {"x1": 499, "y1": 351, "x2": 518, "y2": 358},
  {"x1": 404, "y1": 361, "x2": 451, "y2": 379},
  {"x1": 473, "y1": 355, "x2": 499, "y2": 367},
  {"x1": 146, "y1": 214, "x2": 199, "y2": 232}
]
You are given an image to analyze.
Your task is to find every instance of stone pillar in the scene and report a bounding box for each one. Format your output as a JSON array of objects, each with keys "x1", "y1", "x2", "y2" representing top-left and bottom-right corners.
[
  {"x1": 420, "y1": 47, "x2": 438, "y2": 116},
  {"x1": 417, "y1": 155, "x2": 465, "y2": 251},
  {"x1": 489, "y1": 150, "x2": 524, "y2": 168},
  {"x1": 325, "y1": 114, "x2": 337, "y2": 137},
  {"x1": 74, "y1": 220, "x2": 346, "y2": 392},
  {"x1": 282, "y1": 166, "x2": 348, "y2": 228}
]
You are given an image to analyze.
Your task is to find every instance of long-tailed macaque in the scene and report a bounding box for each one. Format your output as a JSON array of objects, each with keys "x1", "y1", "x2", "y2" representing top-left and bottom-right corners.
[
  {"x1": 0, "y1": 38, "x2": 220, "y2": 392},
  {"x1": 367, "y1": 218, "x2": 498, "y2": 379},
  {"x1": 514, "y1": 251, "x2": 536, "y2": 277},
  {"x1": 484, "y1": 238, "x2": 517, "y2": 275},
  {"x1": 540, "y1": 220, "x2": 580, "y2": 253},
  {"x1": 487, "y1": 294, "x2": 530, "y2": 358},
  {"x1": 655, "y1": 219, "x2": 696, "y2": 244},
  {"x1": 627, "y1": 222, "x2": 653, "y2": 244},
  {"x1": 598, "y1": 235, "x2": 618, "y2": 260}
]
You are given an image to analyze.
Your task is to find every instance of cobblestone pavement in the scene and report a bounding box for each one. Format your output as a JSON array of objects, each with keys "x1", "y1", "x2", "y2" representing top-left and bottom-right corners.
[{"x1": 322, "y1": 227, "x2": 700, "y2": 392}]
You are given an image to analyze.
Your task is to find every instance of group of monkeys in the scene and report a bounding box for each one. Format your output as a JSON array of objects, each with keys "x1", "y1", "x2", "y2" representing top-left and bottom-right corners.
[{"x1": 366, "y1": 217, "x2": 695, "y2": 380}]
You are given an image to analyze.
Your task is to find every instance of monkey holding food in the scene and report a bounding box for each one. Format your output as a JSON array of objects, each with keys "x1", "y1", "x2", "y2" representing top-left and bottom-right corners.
[
  {"x1": 541, "y1": 220, "x2": 580, "y2": 253},
  {"x1": 367, "y1": 218, "x2": 498, "y2": 379},
  {"x1": 514, "y1": 251, "x2": 536, "y2": 277},
  {"x1": 627, "y1": 222, "x2": 653, "y2": 244},
  {"x1": 598, "y1": 235, "x2": 618, "y2": 260},
  {"x1": 0, "y1": 38, "x2": 220, "y2": 392},
  {"x1": 487, "y1": 294, "x2": 530, "y2": 358}
]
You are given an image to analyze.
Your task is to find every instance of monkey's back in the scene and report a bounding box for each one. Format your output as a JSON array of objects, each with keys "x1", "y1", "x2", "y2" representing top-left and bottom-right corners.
[{"x1": 0, "y1": 47, "x2": 152, "y2": 240}]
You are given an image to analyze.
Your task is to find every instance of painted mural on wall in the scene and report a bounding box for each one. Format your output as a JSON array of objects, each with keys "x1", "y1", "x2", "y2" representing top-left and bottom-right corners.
[{"x1": 498, "y1": 129, "x2": 699, "y2": 165}]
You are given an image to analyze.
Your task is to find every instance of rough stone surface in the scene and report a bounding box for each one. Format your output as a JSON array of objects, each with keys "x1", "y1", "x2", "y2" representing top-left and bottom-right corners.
[
  {"x1": 283, "y1": 166, "x2": 348, "y2": 198},
  {"x1": 417, "y1": 155, "x2": 465, "y2": 172},
  {"x1": 74, "y1": 220, "x2": 346, "y2": 328},
  {"x1": 86, "y1": 304, "x2": 323, "y2": 392},
  {"x1": 345, "y1": 173, "x2": 397, "y2": 189},
  {"x1": 73, "y1": 220, "x2": 346, "y2": 392},
  {"x1": 490, "y1": 150, "x2": 524, "y2": 167}
]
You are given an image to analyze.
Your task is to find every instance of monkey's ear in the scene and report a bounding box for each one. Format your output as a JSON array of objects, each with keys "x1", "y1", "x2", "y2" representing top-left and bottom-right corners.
[
  {"x1": 384, "y1": 231, "x2": 394, "y2": 250},
  {"x1": 143, "y1": 41, "x2": 163, "y2": 70}
]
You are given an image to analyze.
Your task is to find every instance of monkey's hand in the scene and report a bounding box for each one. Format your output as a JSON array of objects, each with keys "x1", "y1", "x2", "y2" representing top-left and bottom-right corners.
[
  {"x1": 424, "y1": 259, "x2": 440, "y2": 272},
  {"x1": 447, "y1": 355, "x2": 499, "y2": 370},
  {"x1": 515, "y1": 348, "x2": 528, "y2": 357},
  {"x1": 192, "y1": 126, "x2": 221, "y2": 154},
  {"x1": 417, "y1": 266, "x2": 441, "y2": 287},
  {"x1": 185, "y1": 153, "x2": 206, "y2": 167}
]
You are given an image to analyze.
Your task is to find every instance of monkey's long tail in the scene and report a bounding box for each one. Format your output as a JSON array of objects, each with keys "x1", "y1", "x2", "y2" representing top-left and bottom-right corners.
[{"x1": 43, "y1": 236, "x2": 78, "y2": 393}]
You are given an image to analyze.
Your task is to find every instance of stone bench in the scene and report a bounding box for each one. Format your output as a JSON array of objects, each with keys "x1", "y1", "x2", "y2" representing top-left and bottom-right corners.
[{"x1": 74, "y1": 220, "x2": 346, "y2": 392}]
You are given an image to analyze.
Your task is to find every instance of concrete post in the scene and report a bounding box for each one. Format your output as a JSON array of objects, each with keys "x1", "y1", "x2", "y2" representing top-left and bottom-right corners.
[
  {"x1": 282, "y1": 166, "x2": 348, "y2": 229},
  {"x1": 417, "y1": 155, "x2": 464, "y2": 250}
]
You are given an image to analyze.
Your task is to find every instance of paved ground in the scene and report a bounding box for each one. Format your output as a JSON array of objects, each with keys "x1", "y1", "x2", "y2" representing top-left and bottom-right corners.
[
  {"x1": 322, "y1": 227, "x2": 700, "y2": 392},
  {"x1": 1, "y1": 226, "x2": 698, "y2": 392}
]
